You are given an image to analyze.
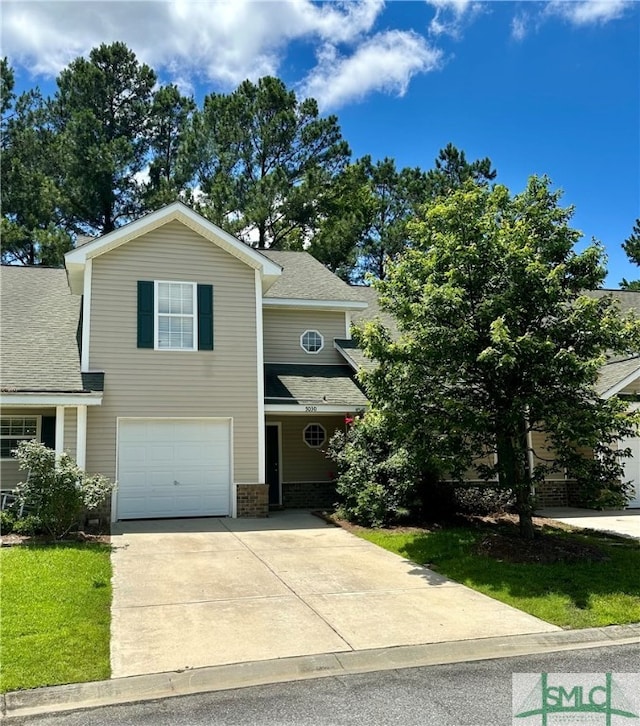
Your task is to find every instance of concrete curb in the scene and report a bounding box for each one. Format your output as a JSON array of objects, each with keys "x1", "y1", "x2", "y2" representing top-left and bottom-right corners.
[{"x1": 2, "y1": 624, "x2": 639, "y2": 720}]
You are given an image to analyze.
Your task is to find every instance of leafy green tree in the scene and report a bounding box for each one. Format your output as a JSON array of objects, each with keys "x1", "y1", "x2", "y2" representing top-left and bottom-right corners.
[
  {"x1": 53, "y1": 42, "x2": 156, "y2": 233},
  {"x1": 355, "y1": 177, "x2": 640, "y2": 538},
  {"x1": 184, "y1": 76, "x2": 350, "y2": 248},
  {"x1": 143, "y1": 84, "x2": 196, "y2": 208},
  {"x1": 1, "y1": 60, "x2": 71, "y2": 266},
  {"x1": 620, "y1": 219, "x2": 640, "y2": 290}
]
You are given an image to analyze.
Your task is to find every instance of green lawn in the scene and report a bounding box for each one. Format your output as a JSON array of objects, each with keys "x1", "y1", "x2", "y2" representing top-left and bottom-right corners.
[
  {"x1": 0, "y1": 543, "x2": 112, "y2": 692},
  {"x1": 358, "y1": 525, "x2": 640, "y2": 629}
]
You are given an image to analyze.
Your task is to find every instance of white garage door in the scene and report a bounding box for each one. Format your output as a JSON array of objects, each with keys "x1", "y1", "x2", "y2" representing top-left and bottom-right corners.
[
  {"x1": 117, "y1": 419, "x2": 231, "y2": 519},
  {"x1": 622, "y1": 436, "x2": 640, "y2": 508}
]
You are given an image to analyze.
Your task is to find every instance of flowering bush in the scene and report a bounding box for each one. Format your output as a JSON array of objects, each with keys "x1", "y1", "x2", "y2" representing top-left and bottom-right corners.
[
  {"x1": 13, "y1": 440, "x2": 114, "y2": 538},
  {"x1": 327, "y1": 411, "x2": 417, "y2": 527}
]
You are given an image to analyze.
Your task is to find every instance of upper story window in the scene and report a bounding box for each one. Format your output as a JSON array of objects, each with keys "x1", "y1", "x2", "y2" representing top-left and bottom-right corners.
[
  {"x1": 157, "y1": 281, "x2": 196, "y2": 350},
  {"x1": 137, "y1": 281, "x2": 214, "y2": 351},
  {"x1": 1, "y1": 416, "x2": 39, "y2": 459},
  {"x1": 300, "y1": 329, "x2": 324, "y2": 354}
]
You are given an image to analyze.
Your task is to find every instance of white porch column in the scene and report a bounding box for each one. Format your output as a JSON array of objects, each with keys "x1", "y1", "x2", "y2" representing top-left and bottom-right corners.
[
  {"x1": 76, "y1": 405, "x2": 87, "y2": 469},
  {"x1": 55, "y1": 406, "x2": 65, "y2": 457}
]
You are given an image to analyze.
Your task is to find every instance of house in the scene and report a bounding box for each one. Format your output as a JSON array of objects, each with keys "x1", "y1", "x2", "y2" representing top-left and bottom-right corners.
[
  {"x1": 1, "y1": 203, "x2": 638, "y2": 519},
  {"x1": 0, "y1": 202, "x2": 368, "y2": 521}
]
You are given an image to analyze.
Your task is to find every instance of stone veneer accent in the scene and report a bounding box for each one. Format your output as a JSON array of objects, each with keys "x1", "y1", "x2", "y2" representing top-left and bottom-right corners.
[
  {"x1": 282, "y1": 480, "x2": 336, "y2": 509},
  {"x1": 236, "y1": 483, "x2": 269, "y2": 517}
]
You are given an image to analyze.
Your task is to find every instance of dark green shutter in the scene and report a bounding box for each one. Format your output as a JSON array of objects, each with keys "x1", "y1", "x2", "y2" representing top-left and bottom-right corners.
[
  {"x1": 197, "y1": 284, "x2": 214, "y2": 350},
  {"x1": 137, "y1": 281, "x2": 154, "y2": 348},
  {"x1": 41, "y1": 416, "x2": 56, "y2": 449}
]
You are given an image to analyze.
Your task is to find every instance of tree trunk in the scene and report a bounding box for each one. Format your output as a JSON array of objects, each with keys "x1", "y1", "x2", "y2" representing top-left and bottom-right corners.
[
  {"x1": 515, "y1": 484, "x2": 535, "y2": 540},
  {"x1": 497, "y1": 425, "x2": 535, "y2": 540}
]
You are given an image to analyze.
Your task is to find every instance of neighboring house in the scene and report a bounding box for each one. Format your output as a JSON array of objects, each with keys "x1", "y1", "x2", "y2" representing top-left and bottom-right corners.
[
  {"x1": 0, "y1": 202, "x2": 367, "y2": 521},
  {"x1": 1, "y1": 204, "x2": 638, "y2": 519}
]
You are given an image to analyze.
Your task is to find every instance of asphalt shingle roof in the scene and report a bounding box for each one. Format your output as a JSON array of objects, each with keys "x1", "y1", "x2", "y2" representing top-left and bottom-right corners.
[
  {"x1": 264, "y1": 363, "x2": 368, "y2": 407},
  {"x1": 350, "y1": 284, "x2": 400, "y2": 338},
  {"x1": 260, "y1": 250, "x2": 364, "y2": 302},
  {"x1": 596, "y1": 356, "x2": 640, "y2": 397},
  {"x1": 334, "y1": 339, "x2": 375, "y2": 372},
  {"x1": 1, "y1": 266, "x2": 85, "y2": 392}
]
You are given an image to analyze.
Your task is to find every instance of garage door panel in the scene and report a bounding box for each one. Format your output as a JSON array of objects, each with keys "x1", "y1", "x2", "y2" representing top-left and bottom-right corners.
[{"x1": 117, "y1": 419, "x2": 231, "y2": 519}]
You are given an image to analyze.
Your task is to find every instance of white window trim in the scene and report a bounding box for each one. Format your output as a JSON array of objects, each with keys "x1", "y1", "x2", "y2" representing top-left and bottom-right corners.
[
  {"x1": 303, "y1": 422, "x2": 326, "y2": 449},
  {"x1": 0, "y1": 415, "x2": 42, "y2": 460},
  {"x1": 154, "y1": 280, "x2": 198, "y2": 352},
  {"x1": 300, "y1": 329, "x2": 324, "y2": 355}
]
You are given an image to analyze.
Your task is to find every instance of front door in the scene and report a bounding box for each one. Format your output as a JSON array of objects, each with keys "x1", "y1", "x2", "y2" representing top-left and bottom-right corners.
[{"x1": 265, "y1": 424, "x2": 281, "y2": 506}]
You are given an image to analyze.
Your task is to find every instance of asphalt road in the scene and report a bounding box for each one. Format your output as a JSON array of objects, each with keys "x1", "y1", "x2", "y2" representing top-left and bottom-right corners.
[{"x1": 9, "y1": 644, "x2": 639, "y2": 726}]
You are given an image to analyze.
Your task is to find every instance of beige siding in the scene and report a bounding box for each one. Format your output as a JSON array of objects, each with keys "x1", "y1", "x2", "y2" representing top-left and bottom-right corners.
[
  {"x1": 530, "y1": 429, "x2": 565, "y2": 479},
  {"x1": 263, "y1": 309, "x2": 346, "y2": 364},
  {"x1": 87, "y1": 220, "x2": 259, "y2": 485},
  {"x1": 618, "y1": 381, "x2": 639, "y2": 396},
  {"x1": 267, "y1": 415, "x2": 345, "y2": 482}
]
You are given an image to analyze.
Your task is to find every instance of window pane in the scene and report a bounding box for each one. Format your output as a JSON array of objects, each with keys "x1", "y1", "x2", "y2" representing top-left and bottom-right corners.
[
  {"x1": 24, "y1": 419, "x2": 37, "y2": 435},
  {"x1": 10, "y1": 419, "x2": 25, "y2": 435},
  {"x1": 304, "y1": 424, "x2": 326, "y2": 448},
  {"x1": 302, "y1": 331, "x2": 323, "y2": 353},
  {"x1": 157, "y1": 314, "x2": 194, "y2": 349}
]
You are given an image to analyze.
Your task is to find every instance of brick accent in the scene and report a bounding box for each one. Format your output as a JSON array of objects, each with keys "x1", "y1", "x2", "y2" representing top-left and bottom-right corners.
[
  {"x1": 534, "y1": 480, "x2": 569, "y2": 508},
  {"x1": 236, "y1": 483, "x2": 269, "y2": 518},
  {"x1": 82, "y1": 497, "x2": 112, "y2": 532},
  {"x1": 282, "y1": 480, "x2": 336, "y2": 509}
]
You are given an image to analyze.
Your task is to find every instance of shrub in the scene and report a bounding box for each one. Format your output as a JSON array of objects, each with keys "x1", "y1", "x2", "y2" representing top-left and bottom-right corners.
[
  {"x1": 454, "y1": 485, "x2": 516, "y2": 515},
  {"x1": 328, "y1": 411, "x2": 417, "y2": 527},
  {"x1": 13, "y1": 440, "x2": 114, "y2": 539},
  {"x1": 0, "y1": 510, "x2": 16, "y2": 534},
  {"x1": 11, "y1": 514, "x2": 43, "y2": 536}
]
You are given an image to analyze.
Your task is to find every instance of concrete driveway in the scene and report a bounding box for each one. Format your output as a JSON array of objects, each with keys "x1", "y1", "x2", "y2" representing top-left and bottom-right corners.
[
  {"x1": 110, "y1": 511, "x2": 559, "y2": 678},
  {"x1": 537, "y1": 507, "x2": 640, "y2": 540}
]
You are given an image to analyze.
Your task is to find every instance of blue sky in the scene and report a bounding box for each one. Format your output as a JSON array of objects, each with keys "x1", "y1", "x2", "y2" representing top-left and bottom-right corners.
[{"x1": 3, "y1": 1, "x2": 638, "y2": 286}]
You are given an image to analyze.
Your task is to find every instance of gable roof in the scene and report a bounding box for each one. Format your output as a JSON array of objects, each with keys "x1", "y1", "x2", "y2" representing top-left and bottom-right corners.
[
  {"x1": 65, "y1": 202, "x2": 282, "y2": 295},
  {"x1": 0, "y1": 267, "x2": 89, "y2": 393},
  {"x1": 260, "y1": 250, "x2": 367, "y2": 309}
]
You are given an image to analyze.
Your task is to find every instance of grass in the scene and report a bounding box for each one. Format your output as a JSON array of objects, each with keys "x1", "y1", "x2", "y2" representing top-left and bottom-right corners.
[
  {"x1": 0, "y1": 542, "x2": 112, "y2": 692},
  {"x1": 358, "y1": 524, "x2": 640, "y2": 629}
]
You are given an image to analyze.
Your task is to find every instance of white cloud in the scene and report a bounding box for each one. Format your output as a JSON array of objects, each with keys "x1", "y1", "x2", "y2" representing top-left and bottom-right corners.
[
  {"x1": 426, "y1": 0, "x2": 483, "y2": 37},
  {"x1": 301, "y1": 30, "x2": 442, "y2": 111},
  {"x1": 2, "y1": 0, "x2": 385, "y2": 85},
  {"x1": 511, "y1": 13, "x2": 529, "y2": 41},
  {"x1": 545, "y1": 0, "x2": 632, "y2": 25}
]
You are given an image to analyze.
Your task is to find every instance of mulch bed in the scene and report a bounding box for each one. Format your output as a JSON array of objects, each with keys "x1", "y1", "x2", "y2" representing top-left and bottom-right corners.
[
  {"x1": 474, "y1": 531, "x2": 610, "y2": 564},
  {"x1": 0, "y1": 531, "x2": 110, "y2": 547},
  {"x1": 315, "y1": 509, "x2": 613, "y2": 565}
]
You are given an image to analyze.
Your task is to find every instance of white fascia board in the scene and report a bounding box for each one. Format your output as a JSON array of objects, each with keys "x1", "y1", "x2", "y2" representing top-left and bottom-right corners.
[
  {"x1": 333, "y1": 343, "x2": 360, "y2": 372},
  {"x1": 601, "y1": 366, "x2": 640, "y2": 399},
  {"x1": 265, "y1": 404, "x2": 368, "y2": 414},
  {"x1": 0, "y1": 393, "x2": 103, "y2": 406},
  {"x1": 64, "y1": 202, "x2": 282, "y2": 294},
  {"x1": 262, "y1": 298, "x2": 368, "y2": 312}
]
